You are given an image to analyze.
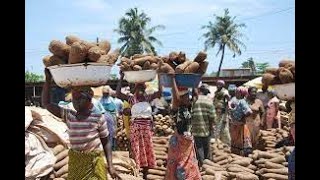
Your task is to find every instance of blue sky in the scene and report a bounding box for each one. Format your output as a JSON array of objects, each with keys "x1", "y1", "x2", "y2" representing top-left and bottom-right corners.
[{"x1": 26, "y1": 0, "x2": 295, "y2": 75}]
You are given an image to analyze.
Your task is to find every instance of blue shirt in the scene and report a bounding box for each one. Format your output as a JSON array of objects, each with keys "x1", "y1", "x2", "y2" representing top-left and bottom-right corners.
[{"x1": 229, "y1": 98, "x2": 251, "y2": 122}]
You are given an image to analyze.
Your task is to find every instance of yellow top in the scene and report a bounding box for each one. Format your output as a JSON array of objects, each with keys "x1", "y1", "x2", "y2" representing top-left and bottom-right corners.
[{"x1": 123, "y1": 100, "x2": 131, "y2": 138}]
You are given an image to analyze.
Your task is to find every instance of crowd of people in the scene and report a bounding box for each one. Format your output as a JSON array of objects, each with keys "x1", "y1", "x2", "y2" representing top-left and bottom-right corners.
[{"x1": 41, "y1": 69, "x2": 294, "y2": 179}]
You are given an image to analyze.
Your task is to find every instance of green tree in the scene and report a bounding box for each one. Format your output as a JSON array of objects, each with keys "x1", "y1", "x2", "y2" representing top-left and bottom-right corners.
[
  {"x1": 25, "y1": 71, "x2": 44, "y2": 83},
  {"x1": 256, "y1": 62, "x2": 270, "y2": 74},
  {"x1": 114, "y1": 7, "x2": 165, "y2": 57},
  {"x1": 241, "y1": 57, "x2": 256, "y2": 74},
  {"x1": 202, "y1": 9, "x2": 246, "y2": 77}
]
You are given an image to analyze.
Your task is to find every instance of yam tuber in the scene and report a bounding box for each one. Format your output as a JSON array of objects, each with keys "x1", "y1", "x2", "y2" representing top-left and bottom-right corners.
[{"x1": 262, "y1": 173, "x2": 288, "y2": 180}]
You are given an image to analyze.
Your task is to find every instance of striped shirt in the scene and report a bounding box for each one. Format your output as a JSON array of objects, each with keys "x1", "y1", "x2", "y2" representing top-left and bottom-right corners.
[
  {"x1": 191, "y1": 95, "x2": 215, "y2": 137},
  {"x1": 63, "y1": 109, "x2": 109, "y2": 152}
]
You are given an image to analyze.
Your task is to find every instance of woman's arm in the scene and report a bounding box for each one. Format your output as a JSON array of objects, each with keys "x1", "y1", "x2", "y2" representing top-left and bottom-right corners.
[
  {"x1": 100, "y1": 136, "x2": 119, "y2": 179},
  {"x1": 41, "y1": 69, "x2": 62, "y2": 118},
  {"x1": 171, "y1": 75, "x2": 180, "y2": 110},
  {"x1": 116, "y1": 71, "x2": 129, "y2": 101},
  {"x1": 151, "y1": 75, "x2": 163, "y2": 100}
]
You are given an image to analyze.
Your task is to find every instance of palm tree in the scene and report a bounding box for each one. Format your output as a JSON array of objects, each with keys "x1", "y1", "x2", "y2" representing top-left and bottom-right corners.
[
  {"x1": 256, "y1": 62, "x2": 270, "y2": 75},
  {"x1": 202, "y1": 9, "x2": 246, "y2": 77},
  {"x1": 114, "y1": 7, "x2": 165, "y2": 57},
  {"x1": 241, "y1": 57, "x2": 256, "y2": 75}
]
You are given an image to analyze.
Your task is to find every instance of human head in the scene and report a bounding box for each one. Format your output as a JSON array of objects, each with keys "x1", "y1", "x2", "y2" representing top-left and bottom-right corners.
[
  {"x1": 199, "y1": 83, "x2": 211, "y2": 96},
  {"x1": 216, "y1": 80, "x2": 225, "y2": 90},
  {"x1": 235, "y1": 86, "x2": 248, "y2": 99},
  {"x1": 248, "y1": 86, "x2": 258, "y2": 99},
  {"x1": 228, "y1": 84, "x2": 237, "y2": 97},
  {"x1": 102, "y1": 85, "x2": 111, "y2": 97},
  {"x1": 71, "y1": 87, "x2": 93, "y2": 112},
  {"x1": 178, "y1": 87, "x2": 191, "y2": 106}
]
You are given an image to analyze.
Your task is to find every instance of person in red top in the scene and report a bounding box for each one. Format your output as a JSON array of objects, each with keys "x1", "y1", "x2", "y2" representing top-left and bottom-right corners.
[{"x1": 42, "y1": 69, "x2": 119, "y2": 180}]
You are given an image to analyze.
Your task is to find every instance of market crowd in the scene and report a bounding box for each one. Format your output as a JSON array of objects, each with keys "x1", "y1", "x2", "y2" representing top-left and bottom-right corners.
[{"x1": 42, "y1": 70, "x2": 295, "y2": 180}]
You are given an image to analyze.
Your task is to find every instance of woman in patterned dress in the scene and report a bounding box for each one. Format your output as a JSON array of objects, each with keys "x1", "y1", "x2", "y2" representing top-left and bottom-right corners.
[
  {"x1": 165, "y1": 75, "x2": 201, "y2": 180},
  {"x1": 116, "y1": 71, "x2": 162, "y2": 179},
  {"x1": 228, "y1": 86, "x2": 253, "y2": 156}
]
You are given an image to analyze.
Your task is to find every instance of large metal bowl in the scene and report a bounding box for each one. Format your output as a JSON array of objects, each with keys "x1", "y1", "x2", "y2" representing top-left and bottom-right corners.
[
  {"x1": 47, "y1": 63, "x2": 112, "y2": 88},
  {"x1": 159, "y1": 73, "x2": 202, "y2": 88},
  {"x1": 123, "y1": 70, "x2": 157, "y2": 83}
]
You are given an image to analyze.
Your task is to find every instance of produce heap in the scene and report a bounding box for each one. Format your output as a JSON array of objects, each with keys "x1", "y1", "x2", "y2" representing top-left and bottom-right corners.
[
  {"x1": 262, "y1": 60, "x2": 295, "y2": 87},
  {"x1": 200, "y1": 138, "x2": 293, "y2": 180},
  {"x1": 118, "y1": 51, "x2": 208, "y2": 74},
  {"x1": 42, "y1": 35, "x2": 120, "y2": 67},
  {"x1": 153, "y1": 114, "x2": 175, "y2": 136}
]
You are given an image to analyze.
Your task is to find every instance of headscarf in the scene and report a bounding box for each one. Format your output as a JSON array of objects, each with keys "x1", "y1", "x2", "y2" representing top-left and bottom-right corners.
[
  {"x1": 236, "y1": 86, "x2": 248, "y2": 97},
  {"x1": 71, "y1": 86, "x2": 93, "y2": 100},
  {"x1": 217, "y1": 80, "x2": 225, "y2": 86}
]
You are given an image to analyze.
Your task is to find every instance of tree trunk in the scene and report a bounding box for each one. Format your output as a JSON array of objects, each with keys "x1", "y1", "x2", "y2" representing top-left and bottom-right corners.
[{"x1": 216, "y1": 45, "x2": 226, "y2": 77}]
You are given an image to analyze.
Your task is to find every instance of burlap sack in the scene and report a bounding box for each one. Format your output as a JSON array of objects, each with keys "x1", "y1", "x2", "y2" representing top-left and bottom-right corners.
[
  {"x1": 194, "y1": 51, "x2": 207, "y2": 63},
  {"x1": 48, "y1": 40, "x2": 70, "y2": 59},
  {"x1": 98, "y1": 40, "x2": 111, "y2": 54},
  {"x1": 65, "y1": 35, "x2": 81, "y2": 46},
  {"x1": 88, "y1": 46, "x2": 106, "y2": 62},
  {"x1": 68, "y1": 42, "x2": 87, "y2": 64}
]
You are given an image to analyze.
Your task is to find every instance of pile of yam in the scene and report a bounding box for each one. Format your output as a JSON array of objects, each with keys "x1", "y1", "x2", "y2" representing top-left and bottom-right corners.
[
  {"x1": 251, "y1": 147, "x2": 294, "y2": 180},
  {"x1": 262, "y1": 60, "x2": 295, "y2": 87},
  {"x1": 116, "y1": 129, "x2": 130, "y2": 151},
  {"x1": 118, "y1": 51, "x2": 209, "y2": 75},
  {"x1": 108, "y1": 151, "x2": 140, "y2": 177},
  {"x1": 201, "y1": 140, "x2": 259, "y2": 180},
  {"x1": 153, "y1": 114, "x2": 175, "y2": 136},
  {"x1": 158, "y1": 51, "x2": 209, "y2": 74},
  {"x1": 256, "y1": 129, "x2": 290, "y2": 151},
  {"x1": 49, "y1": 144, "x2": 69, "y2": 179},
  {"x1": 118, "y1": 54, "x2": 161, "y2": 71},
  {"x1": 43, "y1": 35, "x2": 119, "y2": 67},
  {"x1": 145, "y1": 136, "x2": 170, "y2": 180}
]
